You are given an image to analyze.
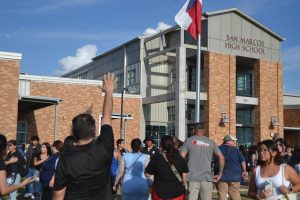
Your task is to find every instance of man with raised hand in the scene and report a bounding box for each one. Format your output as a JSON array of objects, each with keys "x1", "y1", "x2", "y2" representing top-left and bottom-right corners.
[{"x1": 53, "y1": 73, "x2": 116, "y2": 200}]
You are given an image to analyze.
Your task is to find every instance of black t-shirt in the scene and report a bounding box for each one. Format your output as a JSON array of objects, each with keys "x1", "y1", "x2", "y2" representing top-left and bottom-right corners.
[
  {"x1": 0, "y1": 159, "x2": 6, "y2": 171},
  {"x1": 54, "y1": 125, "x2": 114, "y2": 200},
  {"x1": 34, "y1": 154, "x2": 44, "y2": 171},
  {"x1": 145, "y1": 151, "x2": 189, "y2": 199},
  {"x1": 6, "y1": 151, "x2": 19, "y2": 175},
  {"x1": 141, "y1": 146, "x2": 159, "y2": 160}
]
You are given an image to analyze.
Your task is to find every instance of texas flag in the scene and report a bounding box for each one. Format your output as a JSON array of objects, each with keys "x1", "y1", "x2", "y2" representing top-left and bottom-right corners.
[{"x1": 175, "y1": 0, "x2": 202, "y2": 40}]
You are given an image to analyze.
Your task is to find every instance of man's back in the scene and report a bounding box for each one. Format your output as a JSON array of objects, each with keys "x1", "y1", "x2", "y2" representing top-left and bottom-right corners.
[
  {"x1": 218, "y1": 144, "x2": 245, "y2": 182},
  {"x1": 181, "y1": 135, "x2": 220, "y2": 182},
  {"x1": 54, "y1": 125, "x2": 113, "y2": 200}
]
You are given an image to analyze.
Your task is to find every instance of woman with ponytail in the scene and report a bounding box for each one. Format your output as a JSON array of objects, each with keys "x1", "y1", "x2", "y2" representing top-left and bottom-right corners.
[{"x1": 145, "y1": 135, "x2": 189, "y2": 200}]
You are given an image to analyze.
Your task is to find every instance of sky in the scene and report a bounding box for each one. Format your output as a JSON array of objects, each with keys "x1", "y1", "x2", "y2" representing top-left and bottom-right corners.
[{"x1": 1, "y1": 0, "x2": 300, "y2": 93}]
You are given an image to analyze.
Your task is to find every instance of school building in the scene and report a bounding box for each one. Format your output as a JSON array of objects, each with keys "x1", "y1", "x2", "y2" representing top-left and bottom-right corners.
[
  {"x1": 0, "y1": 51, "x2": 142, "y2": 148},
  {"x1": 1, "y1": 8, "x2": 300, "y2": 147},
  {"x1": 63, "y1": 8, "x2": 300, "y2": 146}
]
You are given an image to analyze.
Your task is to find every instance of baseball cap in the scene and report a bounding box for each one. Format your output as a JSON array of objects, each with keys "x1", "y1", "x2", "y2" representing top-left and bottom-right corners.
[{"x1": 223, "y1": 135, "x2": 237, "y2": 142}]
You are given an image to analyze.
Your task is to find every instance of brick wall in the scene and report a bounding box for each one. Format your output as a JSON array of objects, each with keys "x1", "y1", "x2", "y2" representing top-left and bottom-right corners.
[
  {"x1": 18, "y1": 80, "x2": 141, "y2": 149},
  {"x1": 253, "y1": 60, "x2": 284, "y2": 142},
  {"x1": 0, "y1": 59, "x2": 20, "y2": 139},
  {"x1": 110, "y1": 97, "x2": 141, "y2": 150},
  {"x1": 205, "y1": 52, "x2": 236, "y2": 145},
  {"x1": 284, "y1": 109, "x2": 300, "y2": 127},
  {"x1": 284, "y1": 109, "x2": 300, "y2": 147}
]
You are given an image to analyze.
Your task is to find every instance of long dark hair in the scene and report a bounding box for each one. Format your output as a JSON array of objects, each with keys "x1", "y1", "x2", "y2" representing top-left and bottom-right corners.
[
  {"x1": 257, "y1": 140, "x2": 283, "y2": 166},
  {"x1": 161, "y1": 135, "x2": 175, "y2": 165},
  {"x1": 42, "y1": 142, "x2": 52, "y2": 157},
  {"x1": 0, "y1": 134, "x2": 7, "y2": 158}
]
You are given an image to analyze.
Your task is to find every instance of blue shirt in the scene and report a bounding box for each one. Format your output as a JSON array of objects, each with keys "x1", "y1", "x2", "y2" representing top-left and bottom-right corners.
[{"x1": 219, "y1": 144, "x2": 245, "y2": 182}]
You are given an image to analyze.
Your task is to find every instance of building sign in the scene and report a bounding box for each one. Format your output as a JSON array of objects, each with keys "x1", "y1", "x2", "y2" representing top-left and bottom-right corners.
[{"x1": 225, "y1": 34, "x2": 265, "y2": 54}]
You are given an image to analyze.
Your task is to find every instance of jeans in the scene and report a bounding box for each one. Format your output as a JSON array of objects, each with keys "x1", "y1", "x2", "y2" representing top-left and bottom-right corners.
[
  {"x1": 8, "y1": 173, "x2": 21, "y2": 200},
  {"x1": 26, "y1": 167, "x2": 42, "y2": 197},
  {"x1": 26, "y1": 167, "x2": 35, "y2": 194}
]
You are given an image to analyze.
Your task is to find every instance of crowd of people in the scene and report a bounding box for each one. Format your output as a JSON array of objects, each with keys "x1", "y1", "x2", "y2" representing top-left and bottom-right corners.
[{"x1": 0, "y1": 72, "x2": 300, "y2": 200}]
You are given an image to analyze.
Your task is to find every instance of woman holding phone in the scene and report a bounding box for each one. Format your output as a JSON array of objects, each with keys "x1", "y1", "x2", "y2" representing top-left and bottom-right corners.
[
  {"x1": 248, "y1": 140, "x2": 300, "y2": 199},
  {"x1": 0, "y1": 134, "x2": 34, "y2": 198}
]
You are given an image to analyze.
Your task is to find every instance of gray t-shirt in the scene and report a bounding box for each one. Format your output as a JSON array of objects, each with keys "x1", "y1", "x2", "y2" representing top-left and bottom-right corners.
[{"x1": 181, "y1": 135, "x2": 221, "y2": 182}]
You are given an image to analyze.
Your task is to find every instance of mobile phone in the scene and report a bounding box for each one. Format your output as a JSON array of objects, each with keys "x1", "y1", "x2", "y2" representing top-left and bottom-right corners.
[
  {"x1": 264, "y1": 180, "x2": 273, "y2": 191},
  {"x1": 29, "y1": 176, "x2": 39, "y2": 182}
]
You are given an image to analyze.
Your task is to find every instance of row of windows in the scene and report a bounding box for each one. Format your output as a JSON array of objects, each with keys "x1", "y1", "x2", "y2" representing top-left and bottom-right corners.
[
  {"x1": 171, "y1": 66, "x2": 253, "y2": 97},
  {"x1": 74, "y1": 72, "x2": 88, "y2": 79},
  {"x1": 146, "y1": 124, "x2": 253, "y2": 147},
  {"x1": 115, "y1": 69, "x2": 137, "y2": 92},
  {"x1": 167, "y1": 105, "x2": 252, "y2": 126}
]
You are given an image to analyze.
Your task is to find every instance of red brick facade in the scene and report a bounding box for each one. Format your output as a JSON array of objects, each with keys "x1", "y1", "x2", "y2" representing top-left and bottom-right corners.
[
  {"x1": 284, "y1": 109, "x2": 300, "y2": 147},
  {"x1": 204, "y1": 52, "x2": 236, "y2": 145},
  {"x1": 253, "y1": 60, "x2": 284, "y2": 142},
  {"x1": 0, "y1": 58, "x2": 20, "y2": 139},
  {"x1": 17, "y1": 80, "x2": 141, "y2": 149},
  {"x1": 203, "y1": 52, "x2": 284, "y2": 145},
  {"x1": 284, "y1": 109, "x2": 300, "y2": 128},
  {"x1": 1, "y1": 54, "x2": 141, "y2": 150}
]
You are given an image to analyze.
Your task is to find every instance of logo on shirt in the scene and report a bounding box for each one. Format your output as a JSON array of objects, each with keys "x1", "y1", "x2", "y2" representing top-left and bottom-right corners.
[{"x1": 191, "y1": 140, "x2": 210, "y2": 147}]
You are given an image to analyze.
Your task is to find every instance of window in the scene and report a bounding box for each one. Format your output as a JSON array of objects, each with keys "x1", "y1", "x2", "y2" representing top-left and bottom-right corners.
[
  {"x1": 116, "y1": 73, "x2": 124, "y2": 91},
  {"x1": 145, "y1": 125, "x2": 167, "y2": 146},
  {"x1": 168, "y1": 124, "x2": 175, "y2": 136},
  {"x1": 237, "y1": 73, "x2": 252, "y2": 96},
  {"x1": 167, "y1": 106, "x2": 175, "y2": 121},
  {"x1": 236, "y1": 127, "x2": 253, "y2": 147},
  {"x1": 187, "y1": 124, "x2": 194, "y2": 138},
  {"x1": 76, "y1": 72, "x2": 88, "y2": 79},
  {"x1": 186, "y1": 104, "x2": 204, "y2": 122},
  {"x1": 187, "y1": 65, "x2": 204, "y2": 92},
  {"x1": 128, "y1": 69, "x2": 136, "y2": 86},
  {"x1": 168, "y1": 67, "x2": 176, "y2": 92},
  {"x1": 236, "y1": 109, "x2": 253, "y2": 125},
  {"x1": 16, "y1": 121, "x2": 27, "y2": 145}
]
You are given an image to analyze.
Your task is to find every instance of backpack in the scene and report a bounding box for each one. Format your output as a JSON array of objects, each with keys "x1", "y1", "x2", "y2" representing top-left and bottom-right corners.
[{"x1": 18, "y1": 153, "x2": 29, "y2": 177}]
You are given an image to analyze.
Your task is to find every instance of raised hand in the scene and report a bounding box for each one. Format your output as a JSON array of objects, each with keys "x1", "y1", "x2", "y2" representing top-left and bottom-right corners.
[{"x1": 101, "y1": 73, "x2": 116, "y2": 94}]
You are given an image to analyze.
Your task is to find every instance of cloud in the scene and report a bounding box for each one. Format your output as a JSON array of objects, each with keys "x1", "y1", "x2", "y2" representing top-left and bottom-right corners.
[
  {"x1": 53, "y1": 44, "x2": 97, "y2": 76},
  {"x1": 282, "y1": 45, "x2": 300, "y2": 71},
  {"x1": 143, "y1": 22, "x2": 172, "y2": 36}
]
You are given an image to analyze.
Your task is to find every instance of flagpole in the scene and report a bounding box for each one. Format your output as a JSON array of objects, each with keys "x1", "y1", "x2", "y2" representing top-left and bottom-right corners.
[{"x1": 195, "y1": 34, "x2": 201, "y2": 123}]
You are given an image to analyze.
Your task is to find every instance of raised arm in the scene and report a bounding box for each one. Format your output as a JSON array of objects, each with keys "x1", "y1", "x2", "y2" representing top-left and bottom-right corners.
[{"x1": 101, "y1": 73, "x2": 116, "y2": 126}]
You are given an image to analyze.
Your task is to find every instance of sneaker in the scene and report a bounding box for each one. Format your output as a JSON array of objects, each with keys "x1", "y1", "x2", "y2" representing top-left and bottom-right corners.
[
  {"x1": 29, "y1": 194, "x2": 35, "y2": 199},
  {"x1": 24, "y1": 193, "x2": 33, "y2": 198}
]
